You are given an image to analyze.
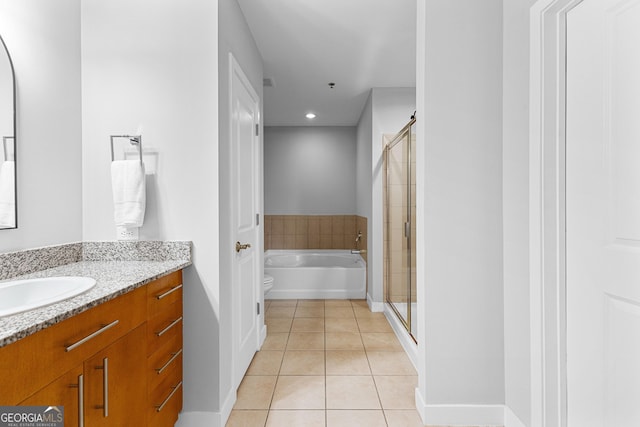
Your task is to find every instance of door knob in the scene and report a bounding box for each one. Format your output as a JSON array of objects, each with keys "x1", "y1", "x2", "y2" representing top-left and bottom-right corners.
[{"x1": 236, "y1": 241, "x2": 251, "y2": 253}]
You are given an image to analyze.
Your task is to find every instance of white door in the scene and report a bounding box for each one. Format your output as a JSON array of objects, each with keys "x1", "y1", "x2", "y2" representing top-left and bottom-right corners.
[
  {"x1": 230, "y1": 53, "x2": 261, "y2": 389},
  {"x1": 567, "y1": 0, "x2": 640, "y2": 425}
]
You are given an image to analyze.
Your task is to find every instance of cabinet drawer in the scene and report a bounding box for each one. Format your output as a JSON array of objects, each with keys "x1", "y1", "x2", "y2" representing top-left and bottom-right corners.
[
  {"x1": 147, "y1": 333, "x2": 182, "y2": 392},
  {"x1": 148, "y1": 360, "x2": 182, "y2": 427},
  {"x1": 147, "y1": 271, "x2": 183, "y2": 318},
  {"x1": 0, "y1": 286, "x2": 146, "y2": 404},
  {"x1": 147, "y1": 300, "x2": 182, "y2": 355}
]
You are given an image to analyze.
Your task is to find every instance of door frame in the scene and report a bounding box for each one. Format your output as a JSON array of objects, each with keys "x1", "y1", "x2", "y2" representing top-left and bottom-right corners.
[
  {"x1": 228, "y1": 52, "x2": 263, "y2": 390},
  {"x1": 529, "y1": 1, "x2": 583, "y2": 426}
]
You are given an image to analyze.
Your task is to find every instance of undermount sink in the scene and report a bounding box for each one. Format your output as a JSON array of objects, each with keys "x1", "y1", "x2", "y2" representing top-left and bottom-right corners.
[{"x1": 0, "y1": 276, "x2": 97, "y2": 317}]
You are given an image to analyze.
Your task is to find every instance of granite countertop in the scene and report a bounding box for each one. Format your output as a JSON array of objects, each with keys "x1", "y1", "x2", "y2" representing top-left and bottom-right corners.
[{"x1": 0, "y1": 242, "x2": 192, "y2": 348}]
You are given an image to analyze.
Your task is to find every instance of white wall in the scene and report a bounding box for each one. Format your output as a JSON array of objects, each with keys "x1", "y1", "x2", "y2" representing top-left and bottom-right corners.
[
  {"x1": 415, "y1": 0, "x2": 504, "y2": 423},
  {"x1": 0, "y1": 0, "x2": 83, "y2": 251},
  {"x1": 356, "y1": 93, "x2": 373, "y2": 218},
  {"x1": 80, "y1": 0, "x2": 221, "y2": 420},
  {"x1": 264, "y1": 126, "x2": 356, "y2": 215},
  {"x1": 503, "y1": 0, "x2": 536, "y2": 425},
  {"x1": 217, "y1": 0, "x2": 263, "y2": 422}
]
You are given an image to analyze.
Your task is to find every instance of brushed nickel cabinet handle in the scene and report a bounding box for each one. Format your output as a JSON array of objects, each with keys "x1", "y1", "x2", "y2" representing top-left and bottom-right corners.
[
  {"x1": 95, "y1": 358, "x2": 109, "y2": 417},
  {"x1": 156, "y1": 284, "x2": 183, "y2": 300},
  {"x1": 156, "y1": 349, "x2": 183, "y2": 375},
  {"x1": 65, "y1": 320, "x2": 120, "y2": 352},
  {"x1": 70, "y1": 374, "x2": 84, "y2": 427},
  {"x1": 155, "y1": 317, "x2": 183, "y2": 337},
  {"x1": 156, "y1": 381, "x2": 182, "y2": 412}
]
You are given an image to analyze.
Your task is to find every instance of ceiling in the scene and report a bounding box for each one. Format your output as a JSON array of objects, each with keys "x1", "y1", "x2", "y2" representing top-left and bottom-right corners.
[{"x1": 236, "y1": 0, "x2": 417, "y2": 126}]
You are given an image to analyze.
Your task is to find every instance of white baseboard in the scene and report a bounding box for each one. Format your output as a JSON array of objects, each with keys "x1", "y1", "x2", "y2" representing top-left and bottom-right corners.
[
  {"x1": 175, "y1": 411, "x2": 220, "y2": 427},
  {"x1": 414, "y1": 392, "x2": 505, "y2": 427},
  {"x1": 219, "y1": 387, "x2": 236, "y2": 427},
  {"x1": 504, "y1": 406, "x2": 527, "y2": 427},
  {"x1": 366, "y1": 293, "x2": 384, "y2": 312},
  {"x1": 259, "y1": 323, "x2": 267, "y2": 348}
]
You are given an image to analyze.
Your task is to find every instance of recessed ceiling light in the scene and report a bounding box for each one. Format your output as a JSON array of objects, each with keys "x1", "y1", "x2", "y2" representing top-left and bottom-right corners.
[{"x1": 306, "y1": 113, "x2": 316, "y2": 119}]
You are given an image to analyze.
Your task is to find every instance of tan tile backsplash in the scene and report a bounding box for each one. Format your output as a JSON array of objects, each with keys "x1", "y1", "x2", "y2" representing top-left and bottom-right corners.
[{"x1": 265, "y1": 215, "x2": 367, "y2": 261}]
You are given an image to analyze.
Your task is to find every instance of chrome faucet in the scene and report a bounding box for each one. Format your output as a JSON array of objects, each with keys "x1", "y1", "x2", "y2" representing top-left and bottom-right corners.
[{"x1": 351, "y1": 231, "x2": 366, "y2": 254}]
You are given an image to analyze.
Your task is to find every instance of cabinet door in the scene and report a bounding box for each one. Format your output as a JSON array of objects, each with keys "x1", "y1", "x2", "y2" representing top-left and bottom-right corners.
[
  {"x1": 19, "y1": 365, "x2": 83, "y2": 427},
  {"x1": 84, "y1": 324, "x2": 147, "y2": 427}
]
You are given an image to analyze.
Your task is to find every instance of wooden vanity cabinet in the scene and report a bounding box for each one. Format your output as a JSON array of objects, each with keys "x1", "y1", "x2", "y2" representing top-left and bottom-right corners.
[
  {"x1": 146, "y1": 270, "x2": 183, "y2": 427},
  {"x1": 0, "y1": 270, "x2": 184, "y2": 427}
]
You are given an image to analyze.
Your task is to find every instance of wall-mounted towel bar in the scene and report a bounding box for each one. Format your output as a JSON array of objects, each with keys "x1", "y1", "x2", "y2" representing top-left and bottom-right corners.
[
  {"x1": 110, "y1": 135, "x2": 143, "y2": 164},
  {"x1": 2, "y1": 136, "x2": 14, "y2": 161}
]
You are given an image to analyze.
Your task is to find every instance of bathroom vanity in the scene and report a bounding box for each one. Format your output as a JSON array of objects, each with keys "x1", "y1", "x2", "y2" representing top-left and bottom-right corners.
[{"x1": 0, "y1": 242, "x2": 190, "y2": 427}]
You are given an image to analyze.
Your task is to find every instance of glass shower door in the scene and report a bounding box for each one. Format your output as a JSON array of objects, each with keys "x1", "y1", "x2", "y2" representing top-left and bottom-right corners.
[{"x1": 385, "y1": 119, "x2": 416, "y2": 340}]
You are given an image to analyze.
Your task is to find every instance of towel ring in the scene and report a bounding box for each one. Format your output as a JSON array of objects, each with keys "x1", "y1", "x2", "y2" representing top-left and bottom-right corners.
[{"x1": 110, "y1": 135, "x2": 143, "y2": 165}]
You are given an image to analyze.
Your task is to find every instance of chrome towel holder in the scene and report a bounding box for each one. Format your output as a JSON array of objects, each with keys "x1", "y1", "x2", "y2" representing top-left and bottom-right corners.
[{"x1": 110, "y1": 135, "x2": 143, "y2": 164}]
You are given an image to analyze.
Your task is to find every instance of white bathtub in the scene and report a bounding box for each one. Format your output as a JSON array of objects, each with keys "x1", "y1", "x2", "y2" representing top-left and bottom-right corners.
[{"x1": 264, "y1": 250, "x2": 366, "y2": 299}]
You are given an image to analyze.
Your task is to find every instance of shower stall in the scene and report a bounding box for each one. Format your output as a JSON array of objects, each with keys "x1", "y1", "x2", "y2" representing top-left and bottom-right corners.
[{"x1": 384, "y1": 117, "x2": 416, "y2": 342}]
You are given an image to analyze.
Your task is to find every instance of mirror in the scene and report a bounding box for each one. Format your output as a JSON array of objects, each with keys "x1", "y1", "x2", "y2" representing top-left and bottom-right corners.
[{"x1": 0, "y1": 34, "x2": 16, "y2": 229}]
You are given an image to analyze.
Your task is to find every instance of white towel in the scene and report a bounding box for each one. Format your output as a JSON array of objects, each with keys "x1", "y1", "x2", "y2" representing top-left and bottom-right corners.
[
  {"x1": 0, "y1": 161, "x2": 15, "y2": 228},
  {"x1": 111, "y1": 160, "x2": 146, "y2": 227}
]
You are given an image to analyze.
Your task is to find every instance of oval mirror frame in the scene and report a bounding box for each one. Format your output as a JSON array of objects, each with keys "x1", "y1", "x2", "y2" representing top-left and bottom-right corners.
[{"x1": 0, "y1": 33, "x2": 16, "y2": 230}]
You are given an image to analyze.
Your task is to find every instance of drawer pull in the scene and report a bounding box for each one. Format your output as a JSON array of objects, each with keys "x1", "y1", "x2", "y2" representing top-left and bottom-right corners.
[
  {"x1": 156, "y1": 381, "x2": 182, "y2": 412},
  {"x1": 95, "y1": 358, "x2": 109, "y2": 417},
  {"x1": 156, "y1": 284, "x2": 183, "y2": 300},
  {"x1": 70, "y1": 374, "x2": 84, "y2": 427},
  {"x1": 65, "y1": 320, "x2": 120, "y2": 352},
  {"x1": 156, "y1": 349, "x2": 183, "y2": 375},
  {"x1": 155, "y1": 317, "x2": 183, "y2": 337}
]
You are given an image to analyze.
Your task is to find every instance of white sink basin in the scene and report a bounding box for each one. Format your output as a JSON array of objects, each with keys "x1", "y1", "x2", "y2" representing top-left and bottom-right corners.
[{"x1": 0, "y1": 276, "x2": 97, "y2": 317}]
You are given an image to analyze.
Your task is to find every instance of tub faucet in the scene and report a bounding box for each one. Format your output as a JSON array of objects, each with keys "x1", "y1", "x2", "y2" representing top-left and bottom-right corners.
[
  {"x1": 351, "y1": 231, "x2": 365, "y2": 255},
  {"x1": 355, "y1": 231, "x2": 362, "y2": 244}
]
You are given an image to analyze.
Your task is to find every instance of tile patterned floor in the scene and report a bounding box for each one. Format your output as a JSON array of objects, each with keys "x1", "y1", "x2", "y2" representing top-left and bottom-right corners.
[{"x1": 226, "y1": 299, "x2": 425, "y2": 427}]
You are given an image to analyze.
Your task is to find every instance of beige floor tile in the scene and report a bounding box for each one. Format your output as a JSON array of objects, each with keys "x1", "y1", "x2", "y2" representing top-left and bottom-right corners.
[
  {"x1": 266, "y1": 318, "x2": 292, "y2": 333},
  {"x1": 294, "y1": 307, "x2": 326, "y2": 318},
  {"x1": 280, "y1": 350, "x2": 325, "y2": 375},
  {"x1": 297, "y1": 300, "x2": 325, "y2": 308},
  {"x1": 325, "y1": 307, "x2": 355, "y2": 318},
  {"x1": 350, "y1": 299, "x2": 368, "y2": 307},
  {"x1": 325, "y1": 299, "x2": 352, "y2": 307},
  {"x1": 325, "y1": 318, "x2": 359, "y2": 333},
  {"x1": 291, "y1": 317, "x2": 325, "y2": 332},
  {"x1": 326, "y1": 376, "x2": 381, "y2": 409},
  {"x1": 266, "y1": 306, "x2": 296, "y2": 318},
  {"x1": 234, "y1": 376, "x2": 277, "y2": 409},
  {"x1": 326, "y1": 410, "x2": 387, "y2": 427},
  {"x1": 246, "y1": 351, "x2": 284, "y2": 376},
  {"x1": 384, "y1": 409, "x2": 426, "y2": 427},
  {"x1": 356, "y1": 317, "x2": 393, "y2": 332},
  {"x1": 271, "y1": 376, "x2": 325, "y2": 409},
  {"x1": 374, "y1": 376, "x2": 418, "y2": 409},
  {"x1": 326, "y1": 350, "x2": 371, "y2": 375},
  {"x1": 325, "y1": 332, "x2": 364, "y2": 350},
  {"x1": 267, "y1": 299, "x2": 298, "y2": 307},
  {"x1": 287, "y1": 332, "x2": 325, "y2": 350},
  {"x1": 261, "y1": 333, "x2": 289, "y2": 351},
  {"x1": 366, "y1": 351, "x2": 417, "y2": 375},
  {"x1": 265, "y1": 410, "x2": 325, "y2": 427},
  {"x1": 361, "y1": 333, "x2": 403, "y2": 351},
  {"x1": 226, "y1": 410, "x2": 268, "y2": 427},
  {"x1": 353, "y1": 307, "x2": 386, "y2": 319}
]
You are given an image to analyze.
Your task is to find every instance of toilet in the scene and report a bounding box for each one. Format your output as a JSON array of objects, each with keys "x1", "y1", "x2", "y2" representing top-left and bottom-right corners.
[{"x1": 263, "y1": 274, "x2": 274, "y2": 298}]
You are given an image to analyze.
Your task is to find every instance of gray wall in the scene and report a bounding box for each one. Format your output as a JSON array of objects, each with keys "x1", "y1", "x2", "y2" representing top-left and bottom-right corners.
[
  {"x1": 264, "y1": 126, "x2": 356, "y2": 215},
  {"x1": 416, "y1": 0, "x2": 505, "y2": 412},
  {"x1": 503, "y1": 0, "x2": 537, "y2": 424},
  {"x1": 0, "y1": 0, "x2": 83, "y2": 252}
]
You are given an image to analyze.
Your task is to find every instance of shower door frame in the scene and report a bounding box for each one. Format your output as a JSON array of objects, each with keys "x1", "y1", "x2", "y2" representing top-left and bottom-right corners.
[{"x1": 384, "y1": 117, "x2": 416, "y2": 342}]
